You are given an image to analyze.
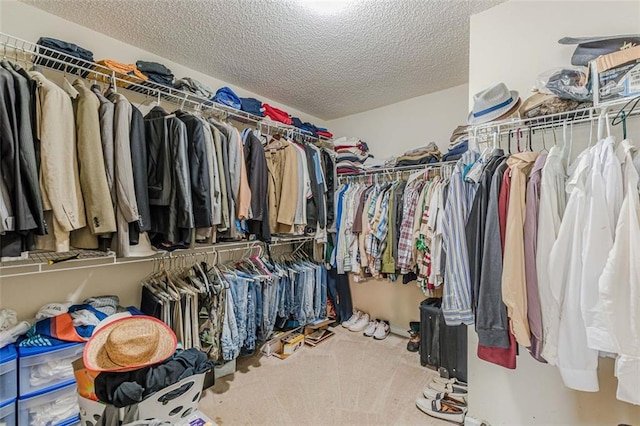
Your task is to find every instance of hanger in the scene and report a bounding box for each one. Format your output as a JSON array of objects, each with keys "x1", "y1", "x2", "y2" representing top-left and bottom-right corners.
[
  {"x1": 507, "y1": 130, "x2": 512, "y2": 154},
  {"x1": 516, "y1": 128, "x2": 523, "y2": 153},
  {"x1": 611, "y1": 95, "x2": 639, "y2": 140},
  {"x1": 539, "y1": 128, "x2": 548, "y2": 154}
]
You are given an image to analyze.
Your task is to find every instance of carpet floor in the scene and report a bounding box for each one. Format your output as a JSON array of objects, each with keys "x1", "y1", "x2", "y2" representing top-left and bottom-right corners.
[{"x1": 201, "y1": 326, "x2": 450, "y2": 425}]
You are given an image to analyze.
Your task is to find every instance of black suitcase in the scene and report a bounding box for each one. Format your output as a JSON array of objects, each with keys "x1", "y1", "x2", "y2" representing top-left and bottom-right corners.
[{"x1": 420, "y1": 298, "x2": 468, "y2": 382}]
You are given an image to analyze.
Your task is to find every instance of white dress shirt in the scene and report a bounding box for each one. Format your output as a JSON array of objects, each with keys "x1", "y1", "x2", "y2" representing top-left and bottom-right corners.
[
  {"x1": 549, "y1": 149, "x2": 599, "y2": 392},
  {"x1": 536, "y1": 146, "x2": 567, "y2": 366},
  {"x1": 581, "y1": 136, "x2": 623, "y2": 353},
  {"x1": 598, "y1": 140, "x2": 640, "y2": 405}
]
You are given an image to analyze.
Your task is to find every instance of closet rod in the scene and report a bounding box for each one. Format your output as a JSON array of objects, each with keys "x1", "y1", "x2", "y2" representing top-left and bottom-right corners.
[
  {"x1": 337, "y1": 160, "x2": 457, "y2": 183},
  {"x1": 0, "y1": 32, "x2": 330, "y2": 142},
  {"x1": 0, "y1": 237, "x2": 317, "y2": 278},
  {"x1": 469, "y1": 100, "x2": 640, "y2": 139}
]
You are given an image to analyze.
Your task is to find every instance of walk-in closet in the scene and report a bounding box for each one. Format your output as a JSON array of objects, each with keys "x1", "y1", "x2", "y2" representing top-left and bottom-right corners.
[{"x1": 0, "y1": 1, "x2": 639, "y2": 425}]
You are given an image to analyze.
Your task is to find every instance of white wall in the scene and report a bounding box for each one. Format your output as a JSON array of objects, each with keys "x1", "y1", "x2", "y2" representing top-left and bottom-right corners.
[
  {"x1": 468, "y1": 1, "x2": 640, "y2": 425},
  {"x1": 0, "y1": 0, "x2": 326, "y2": 127},
  {"x1": 327, "y1": 84, "x2": 469, "y2": 158}
]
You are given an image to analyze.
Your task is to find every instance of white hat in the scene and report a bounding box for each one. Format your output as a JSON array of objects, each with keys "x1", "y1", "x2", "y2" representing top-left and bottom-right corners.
[{"x1": 468, "y1": 83, "x2": 520, "y2": 125}]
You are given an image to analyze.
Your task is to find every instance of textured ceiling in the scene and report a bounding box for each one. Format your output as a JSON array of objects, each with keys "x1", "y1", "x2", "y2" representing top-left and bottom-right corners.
[{"x1": 22, "y1": 0, "x2": 503, "y2": 120}]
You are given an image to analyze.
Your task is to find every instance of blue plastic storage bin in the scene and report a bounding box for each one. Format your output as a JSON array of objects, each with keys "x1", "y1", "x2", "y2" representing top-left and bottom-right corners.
[
  {"x1": 18, "y1": 342, "x2": 84, "y2": 397},
  {"x1": 17, "y1": 381, "x2": 79, "y2": 426},
  {"x1": 0, "y1": 398, "x2": 16, "y2": 426},
  {"x1": 0, "y1": 345, "x2": 17, "y2": 404}
]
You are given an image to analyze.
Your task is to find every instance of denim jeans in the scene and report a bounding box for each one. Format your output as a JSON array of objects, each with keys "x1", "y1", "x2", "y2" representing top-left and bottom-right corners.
[
  {"x1": 313, "y1": 264, "x2": 323, "y2": 319},
  {"x1": 278, "y1": 270, "x2": 288, "y2": 317},
  {"x1": 292, "y1": 268, "x2": 304, "y2": 324},
  {"x1": 221, "y1": 286, "x2": 240, "y2": 361},
  {"x1": 244, "y1": 280, "x2": 256, "y2": 351},
  {"x1": 302, "y1": 266, "x2": 315, "y2": 323},
  {"x1": 320, "y1": 266, "x2": 327, "y2": 319},
  {"x1": 264, "y1": 278, "x2": 279, "y2": 339},
  {"x1": 226, "y1": 274, "x2": 249, "y2": 347},
  {"x1": 254, "y1": 279, "x2": 263, "y2": 343}
]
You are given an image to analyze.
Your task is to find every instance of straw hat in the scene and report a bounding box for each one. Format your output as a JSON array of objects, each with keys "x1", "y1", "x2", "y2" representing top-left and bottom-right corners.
[
  {"x1": 468, "y1": 83, "x2": 520, "y2": 125},
  {"x1": 84, "y1": 315, "x2": 177, "y2": 372}
]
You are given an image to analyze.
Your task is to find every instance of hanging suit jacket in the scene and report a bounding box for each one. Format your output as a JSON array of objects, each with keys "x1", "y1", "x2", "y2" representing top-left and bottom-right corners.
[
  {"x1": 175, "y1": 111, "x2": 212, "y2": 228},
  {"x1": 265, "y1": 140, "x2": 299, "y2": 234},
  {"x1": 69, "y1": 80, "x2": 117, "y2": 250},
  {"x1": 129, "y1": 105, "x2": 151, "y2": 245},
  {"x1": 244, "y1": 131, "x2": 270, "y2": 242},
  {"x1": 30, "y1": 71, "x2": 86, "y2": 253},
  {"x1": 1, "y1": 61, "x2": 44, "y2": 235}
]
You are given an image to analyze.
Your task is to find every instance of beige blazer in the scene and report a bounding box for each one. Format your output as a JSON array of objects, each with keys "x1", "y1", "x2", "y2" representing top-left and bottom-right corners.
[
  {"x1": 265, "y1": 140, "x2": 299, "y2": 234},
  {"x1": 30, "y1": 72, "x2": 86, "y2": 252},
  {"x1": 70, "y1": 80, "x2": 117, "y2": 249}
]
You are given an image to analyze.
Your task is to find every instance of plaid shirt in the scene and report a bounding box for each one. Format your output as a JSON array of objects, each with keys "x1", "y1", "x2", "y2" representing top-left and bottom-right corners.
[{"x1": 397, "y1": 180, "x2": 426, "y2": 274}]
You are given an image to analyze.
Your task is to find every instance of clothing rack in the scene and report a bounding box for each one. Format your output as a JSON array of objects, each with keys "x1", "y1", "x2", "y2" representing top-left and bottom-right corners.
[
  {"x1": 0, "y1": 32, "x2": 330, "y2": 143},
  {"x1": 336, "y1": 160, "x2": 457, "y2": 184},
  {"x1": 470, "y1": 98, "x2": 640, "y2": 145},
  {"x1": 0, "y1": 236, "x2": 317, "y2": 278}
]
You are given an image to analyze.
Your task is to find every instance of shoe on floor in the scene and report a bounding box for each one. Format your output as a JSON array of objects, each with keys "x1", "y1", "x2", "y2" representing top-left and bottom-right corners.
[
  {"x1": 342, "y1": 311, "x2": 362, "y2": 328},
  {"x1": 363, "y1": 320, "x2": 378, "y2": 337},
  {"x1": 422, "y1": 387, "x2": 468, "y2": 407},
  {"x1": 431, "y1": 376, "x2": 468, "y2": 388},
  {"x1": 373, "y1": 320, "x2": 390, "y2": 340},
  {"x1": 428, "y1": 380, "x2": 468, "y2": 400},
  {"x1": 416, "y1": 397, "x2": 465, "y2": 424},
  {"x1": 348, "y1": 313, "x2": 370, "y2": 332},
  {"x1": 407, "y1": 330, "x2": 420, "y2": 352}
]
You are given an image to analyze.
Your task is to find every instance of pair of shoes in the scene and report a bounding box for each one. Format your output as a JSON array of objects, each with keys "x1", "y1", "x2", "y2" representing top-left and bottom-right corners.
[
  {"x1": 342, "y1": 311, "x2": 370, "y2": 332},
  {"x1": 407, "y1": 321, "x2": 420, "y2": 352},
  {"x1": 415, "y1": 397, "x2": 466, "y2": 424},
  {"x1": 426, "y1": 377, "x2": 468, "y2": 402},
  {"x1": 363, "y1": 319, "x2": 390, "y2": 340},
  {"x1": 416, "y1": 377, "x2": 468, "y2": 424}
]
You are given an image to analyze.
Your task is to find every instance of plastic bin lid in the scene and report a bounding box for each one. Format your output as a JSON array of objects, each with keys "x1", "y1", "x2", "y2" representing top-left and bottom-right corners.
[
  {"x1": 18, "y1": 379, "x2": 76, "y2": 400},
  {"x1": 0, "y1": 344, "x2": 17, "y2": 363},
  {"x1": 17, "y1": 341, "x2": 83, "y2": 358},
  {"x1": 0, "y1": 398, "x2": 15, "y2": 409}
]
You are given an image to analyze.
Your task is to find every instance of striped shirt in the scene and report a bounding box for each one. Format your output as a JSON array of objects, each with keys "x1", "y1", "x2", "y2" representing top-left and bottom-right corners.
[{"x1": 441, "y1": 150, "x2": 480, "y2": 325}]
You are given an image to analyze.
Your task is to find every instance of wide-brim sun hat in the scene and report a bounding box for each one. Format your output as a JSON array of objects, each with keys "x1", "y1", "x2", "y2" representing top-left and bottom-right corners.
[
  {"x1": 468, "y1": 83, "x2": 520, "y2": 125},
  {"x1": 84, "y1": 315, "x2": 177, "y2": 372}
]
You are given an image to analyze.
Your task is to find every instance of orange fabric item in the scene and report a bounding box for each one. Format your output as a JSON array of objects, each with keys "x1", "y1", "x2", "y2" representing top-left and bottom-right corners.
[
  {"x1": 52, "y1": 314, "x2": 85, "y2": 342},
  {"x1": 96, "y1": 59, "x2": 148, "y2": 81}
]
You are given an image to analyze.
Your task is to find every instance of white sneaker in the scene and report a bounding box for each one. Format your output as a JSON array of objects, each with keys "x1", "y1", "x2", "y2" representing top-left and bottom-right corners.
[
  {"x1": 363, "y1": 320, "x2": 378, "y2": 337},
  {"x1": 416, "y1": 397, "x2": 465, "y2": 424},
  {"x1": 341, "y1": 311, "x2": 361, "y2": 328},
  {"x1": 373, "y1": 320, "x2": 390, "y2": 340},
  {"x1": 348, "y1": 313, "x2": 370, "y2": 332}
]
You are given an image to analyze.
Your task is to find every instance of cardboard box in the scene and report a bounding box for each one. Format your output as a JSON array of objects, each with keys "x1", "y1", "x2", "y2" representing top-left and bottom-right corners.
[
  {"x1": 261, "y1": 327, "x2": 303, "y2": 359},
  {"x1": 593, "y1": 44, "x2": 640, "y2": 105},
  {"x1": 281, "y1": 332, "x2": 305, "y2": 356}
]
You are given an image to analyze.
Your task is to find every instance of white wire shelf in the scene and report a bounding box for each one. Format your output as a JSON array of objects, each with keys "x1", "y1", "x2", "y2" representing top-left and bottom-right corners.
[
  {"x1": 0, "y1": 236, "x2": 317, "y2": 278},
  {"x1": 0, "y1": 32, "x2": 331, "y2": 143}
]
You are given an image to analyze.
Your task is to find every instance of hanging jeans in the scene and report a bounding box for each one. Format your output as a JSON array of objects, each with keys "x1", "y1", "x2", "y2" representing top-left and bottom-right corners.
[
  {"x1": 253, "y1": 279, "x2": 263, "y2": 344},
  {"x1": 221, "y1": 286, "x2": 240, "y2": 361},
  {"x1": 226, "y1": 274, "x2": 249, "y2": 347},
  {"x1": 327, "y1": 268, "x2": 353, "y2": 322},
  {"x1": 313, "y1": 264, "x2": 323, "y2": 319},
  {"x1": 244, "y1": 279, "x2": 256, "y2": 351}
]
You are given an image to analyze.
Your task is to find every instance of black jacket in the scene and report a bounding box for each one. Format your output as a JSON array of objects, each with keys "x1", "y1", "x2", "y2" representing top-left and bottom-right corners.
[
  {"x1": 128, "y1": 106, "x2": 151, "y2": 244},
  {"x1": 243, "y1": 131, "x2": 270, "y2": 242},
  {"x1": 176, "y1": 111, "x2": 212, "y2": 229}
]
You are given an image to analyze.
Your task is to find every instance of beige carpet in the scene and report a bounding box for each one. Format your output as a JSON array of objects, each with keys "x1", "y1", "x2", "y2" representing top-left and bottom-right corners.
[{"x1": 201, "y1": 326, "x2": 449, "y2": 425}]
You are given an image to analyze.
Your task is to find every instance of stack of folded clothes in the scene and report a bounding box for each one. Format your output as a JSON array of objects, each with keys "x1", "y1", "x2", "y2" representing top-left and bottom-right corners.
[
  {"x1": 174, "y1": 77, "x2": 216, "y2": 99},
  {"x1": 442, "y1": 125, "x2": 469, "y2": 162},
  {"x1": 263, "y1": 104, "x2": 292, "y2": 125},
  {"x1": 240, "y1": 97, "x2": 264, "y2": 117},
  {"x1": 334, "y1": 137, "x2": 371, "y2": 174},
  {"x1": 316, "y1": 127, "x2": 333, "y2": 138},
  {"x1": 36, "y1": 37, "x2": 94, "y2": 73},
  {"x1": 95, "y1": 59, "x2": 148, "y2": 88},
  {"x1": 214, "y1": 86, "x2": 242, "y2": 109},
  {"x1": 36, "y1": 37, "x2": 94, "y2": 61},
  {"x1": 137, "y1": 61, "x2": 174, "y2": 86},
  {"x1": 395, "y1": 142, "x2": 442, "y2": 167}
]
